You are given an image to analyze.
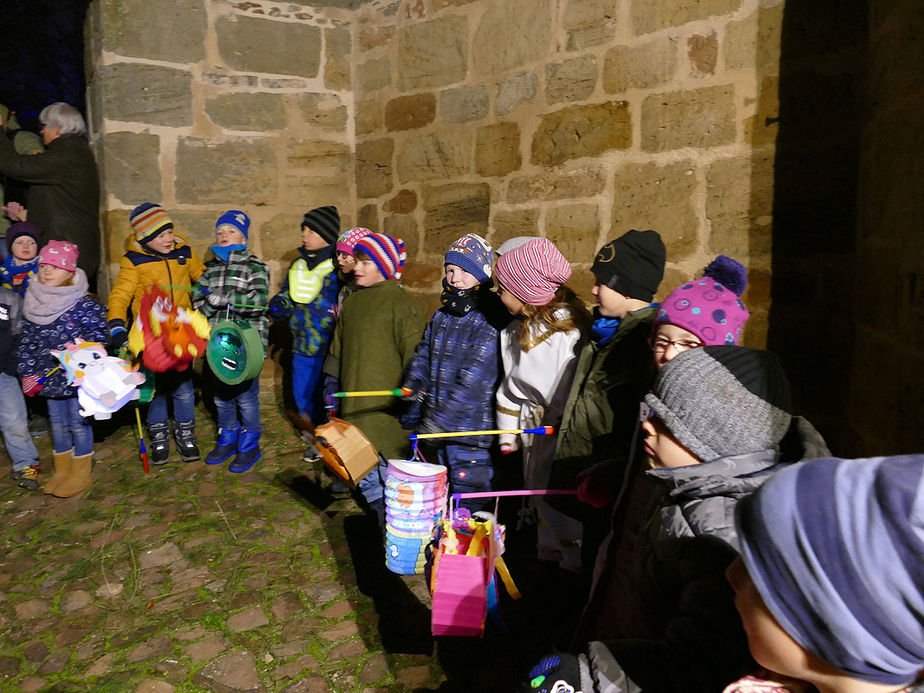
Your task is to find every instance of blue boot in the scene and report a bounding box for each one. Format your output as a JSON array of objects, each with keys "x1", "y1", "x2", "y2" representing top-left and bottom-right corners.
[
  {"x1": 205, "y1": 427, "x2": 239, "y2": 465},
  {"x1": 229, "y1": 429, "x2": 262, "y2": 473}
]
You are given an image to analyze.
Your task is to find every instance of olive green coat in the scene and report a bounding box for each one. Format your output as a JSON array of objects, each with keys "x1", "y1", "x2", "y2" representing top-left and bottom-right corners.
[{"x1": 324, "y1": 280, "x2": 426, "y2": 460}]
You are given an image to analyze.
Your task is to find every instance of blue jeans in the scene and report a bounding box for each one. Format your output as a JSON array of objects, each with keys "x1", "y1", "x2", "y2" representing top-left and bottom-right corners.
[
  {"x1": 146, "y1": 371, "x2": 195, "y2": 424},
  {"x1": 357, "y1": 455, "x2": 389, "y2": 505},
  {"x1": 0, "y1": 373, "x2": 39, "y2": 471},
  {"x1": 211, "y1": 370, "x2": 261, "y2": 432},
  {"x1": 292, "y1": 353, "x2": 326, "y2": 422},
  {"x1": 47, "y1": 397, "x2": 94, "y2": 456}
]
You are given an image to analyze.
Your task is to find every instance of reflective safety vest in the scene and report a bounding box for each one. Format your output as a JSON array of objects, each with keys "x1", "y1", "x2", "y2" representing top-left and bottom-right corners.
[{"x1": 288, "y1": 257, "x2": 334, "y2": 304}]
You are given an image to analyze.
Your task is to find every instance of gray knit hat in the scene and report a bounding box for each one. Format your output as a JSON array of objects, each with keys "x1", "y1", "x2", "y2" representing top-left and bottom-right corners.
[{"x1": 645, "y1": 346, "x2": 792, "y2": 461}]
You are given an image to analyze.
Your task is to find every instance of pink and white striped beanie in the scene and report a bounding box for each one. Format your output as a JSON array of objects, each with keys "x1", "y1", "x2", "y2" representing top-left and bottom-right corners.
[
  {"x1": 354, "y1": 233, "x2": 407, "y2": 281},
  {"x1": 494, "y1": 238, "x2": 571, "y2": 306}
]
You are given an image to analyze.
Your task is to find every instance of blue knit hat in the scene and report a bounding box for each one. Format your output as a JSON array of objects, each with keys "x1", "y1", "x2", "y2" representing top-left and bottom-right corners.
[
  {"x1": 444, "y1": 233, "x2": 493, "y2": 284},
  {"x1": 736, "y1": 455, "x2": 924, "y2": 686},
  {"x1": 215, "y1": 210, "x2": 250, "y2": 241}
]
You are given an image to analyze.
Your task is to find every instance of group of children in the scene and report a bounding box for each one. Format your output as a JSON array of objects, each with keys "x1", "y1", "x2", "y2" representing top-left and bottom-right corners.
[{"x1": 0, "y1": 200, "x2": 920, "y2": 692}]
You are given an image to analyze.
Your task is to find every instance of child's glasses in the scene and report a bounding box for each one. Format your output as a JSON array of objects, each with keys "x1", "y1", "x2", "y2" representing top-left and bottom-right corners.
[{"x1": 648, "y1": 336, "x2": 703, "y2": 354}]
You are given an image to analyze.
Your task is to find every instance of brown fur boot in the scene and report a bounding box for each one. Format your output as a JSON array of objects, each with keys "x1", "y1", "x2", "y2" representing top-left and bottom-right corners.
[
  {"x1": 52, "y1": 453, "x2": 92, "y2": 498},
  {"x1": 42, "y1": 450, "x2": 73, "y2": 496}
]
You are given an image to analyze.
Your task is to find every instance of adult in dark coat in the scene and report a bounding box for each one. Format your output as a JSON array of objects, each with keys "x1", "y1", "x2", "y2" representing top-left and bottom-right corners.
[{"x1": 0, "y1": 103, "x2": 101, "y2": 282}]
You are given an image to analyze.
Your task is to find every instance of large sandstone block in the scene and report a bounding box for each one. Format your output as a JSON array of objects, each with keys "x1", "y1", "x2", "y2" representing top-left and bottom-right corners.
[
  {"x1": 357, "y1": 56, "x2": 392, "y2": 93},
  {"x1": 476, "y1": 123, "x2": 521, "y2": 178},
  {"x1": 295, "y1": 93, "x2": 348, "y2": 131},
  {"x1": 175, "y1": 137, "x2": 277, "y2": 205},
  {"x1": 100, "y1": 0, "x2": 206, "y2": 63},
  {"x1": 383, "y1": 214, "x2": 419, "y2": 262},
  {"x1": 611, "y1": 161, "x2": 698, "y2": 259},
  {"x1": 99, "y1": 63, "x2": 192, "y2": 126},
  {"x1": 385, "y1": 93, "x2": 436, "y2": 131},
  {"x1": 491, "y1": 208, "x2": 540, "y2": 244},
  {"x1": 100, "y1": 131, "x2": 161, "y2": 207},
  {"x1": 359, "y1": 26, "x2": 396, "y2": 52},
  {"x1": 688, "y1": 32, "x2": 718, "y2": 76},
  {"x1": 641, "y1": 85, "x2": 735, "y2": 152},
  {"x1": 423, "y1": 183, "x2": 491, "y2": 250},
  {"x1": 217, "y1": 15, "x2": 321, "y2": 78},
  {"x1": 532, "y1": 102, "x2": 631, "y2": 166},
  {"x1": 387, "y1": 189, "x2": 418, "y2": 214},
  {"x1": 496, "y1": 72, "x2": 539, "y2": 116},
  {"x1": 283, "y1": 139, "x2": 352, "y2": 207},
  {"x1": 357, "y1": 204, "x2": 378, "y2": 232},
  {"x1": 398, "y1": 15, "x2": 468, "y2": 90},
  {"x1": 546, "y1": 56, "x2": 598, "y2": 104},
  {"x1": 632, "y1": 0, "x2": 743, "y2": 35},
  {"x1": 355, "y1": 97, "x2": 384, "y2": 136},
  {"x1": 507, "y1": 168, "x2": 605, "y2": 203},
  {"x1": 355, "y1": 138, "x2": 394, "y2": 198},
  {"x1": 396, "y1": 131, "x2": 472, "y2": 184},
  {"x1": 205, "y1": 93, "x2": 287, "y2": 131},
  {"x1": 260, "y1": 213, "x2": 305, "y2": 261},
  {"x1": 724, "y1": 5, "x2": 783, "y2": 72},
  {"x1": 473, "y1": 0, "x2": 554, "y2": 76},
  {"x1": 440, "y1": 86, "x2": 489, "y2": 124},
  {"x1": 706, "y1": 154, "x2": 774, "y2": 260},
  {"x1": 563, "y1": 0, "x2": 620, "y2": 50},
  {"x1": 602, "y1": 39, "x2": 677, "y2": 94},
  {"x1": 325, "y1": 25, "x2": 352, "y2": 91},
  {"x1": 546, "y1": 204, "x2": 601, "y2": 261},
  {"x1": 746, "y1": 75, "x2": 779, "y2": 148},
  {"x1": 171, "y1": 210, "x2": 229, "y2": 252}
]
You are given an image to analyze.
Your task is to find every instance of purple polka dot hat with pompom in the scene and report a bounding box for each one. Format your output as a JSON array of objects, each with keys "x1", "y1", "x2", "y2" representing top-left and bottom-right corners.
[{"x1": 654, "y1": 255, "x2": 750, "y2": 345}]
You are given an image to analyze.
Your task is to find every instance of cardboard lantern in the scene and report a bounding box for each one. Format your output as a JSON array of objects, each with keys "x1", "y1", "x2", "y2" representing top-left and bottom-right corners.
[{"x1": 314, "y1": 417, "x2": 380, "y2": 488}]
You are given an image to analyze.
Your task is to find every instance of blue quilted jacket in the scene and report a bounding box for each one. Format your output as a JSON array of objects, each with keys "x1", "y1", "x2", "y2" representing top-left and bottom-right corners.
[{"x1": 400, "y1": 307, "x2": 500, "y2": 448}]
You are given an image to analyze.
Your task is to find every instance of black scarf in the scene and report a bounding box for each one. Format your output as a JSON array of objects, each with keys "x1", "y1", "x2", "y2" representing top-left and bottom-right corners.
[{"x1": 440, "y1": 278, "x2": 480, "y2": 317}]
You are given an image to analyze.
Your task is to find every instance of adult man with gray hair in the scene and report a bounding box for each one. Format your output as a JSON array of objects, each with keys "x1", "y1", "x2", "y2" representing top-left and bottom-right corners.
[{"x1": 0, "y1": 102, "x2": 100, "y2": 283}]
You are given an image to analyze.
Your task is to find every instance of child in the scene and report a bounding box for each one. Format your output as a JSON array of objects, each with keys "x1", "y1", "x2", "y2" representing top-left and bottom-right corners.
[
  {"x1": 0, "y1": 285, "x2": 41, "y2": 489},
  {"x1": 569, "y1": 346, "x2": 817, "y2": 692},
  {"x1": 493, "y1": 238, "x2": 591, "y2": 572},
  {"x1": 650, "y1": 254, "x2": 750, "y2": 370},
  {"x1": 727, "y1": 454, "x2": 924, "y2": 693},
  {"x1": 553, "y1": 229, "x2": 666, "y2": 491},
  {"x1": 322, "y1": 232, "x2": 426, "y2": 522},
  {"x1": 0, "y1": 222, "x2": 40, "y2": 295},
  {"x1": 400, "y1": 234, "x2": 500, "y2": 509},
  {"x1": 333, "y1": 226, "x2": 371, "y2": 315},
  {"x1": 267, "y1": 206, "x2": 341, "y2": 435},
  {"x1": 107, "y1": 202, "x2": 205, "y2": 465},
  {"x1": 193, "y1": 210, "x2": 269, "y2": 473},
  {"x1": 18, "y1": 241, "x2": 107, "y2": 497}
]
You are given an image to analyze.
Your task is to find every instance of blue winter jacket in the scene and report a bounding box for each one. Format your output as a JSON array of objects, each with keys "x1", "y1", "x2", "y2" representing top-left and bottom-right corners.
[
  {"x1": 18, "y1": 295, "x2": 108, "y2": 398},
  {"x1": 400, "y1": 307, "x2": 500, "y2": 448},
  {"x1": 268, "y1": 246, "x2": 340, "y2": 357}
]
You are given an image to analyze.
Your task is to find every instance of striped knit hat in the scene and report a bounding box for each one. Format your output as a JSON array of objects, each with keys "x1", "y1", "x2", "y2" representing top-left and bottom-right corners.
[
  {"x1": 302, "y1": 206, "x2": 340, "y2": 244},
  {"x1": 130, "y1": 202, "x2": 173, "y2": 245},
  {"x1": 354, "y1": 233, "x2": 406, "y2": 281},
  {"x1": 494, "y1": 238, "x2": 571, "y2": 306},
  {"x1": 336, "y1": 227, "x2": 372, "y2": 255},
  {"x1": 736, "y1": 455, "x2": 924, "y2": 686}
]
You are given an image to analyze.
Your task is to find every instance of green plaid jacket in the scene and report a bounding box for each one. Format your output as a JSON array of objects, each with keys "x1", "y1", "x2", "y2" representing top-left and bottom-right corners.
[{"x1": 192, "y1": 249, "x2": 270, "y2": 348}]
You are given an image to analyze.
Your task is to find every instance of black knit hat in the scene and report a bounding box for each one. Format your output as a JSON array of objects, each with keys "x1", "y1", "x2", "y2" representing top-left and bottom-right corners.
[
  {"x1": 591, "y1": 229, "x2": 666, "y2": 301},
  {"x1": 301, "y1": 206, "x2": 340, "y2": 244}
]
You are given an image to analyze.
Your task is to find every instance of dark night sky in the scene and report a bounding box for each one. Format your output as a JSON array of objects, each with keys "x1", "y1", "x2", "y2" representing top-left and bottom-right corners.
[{"x1": 0, "y1": 0, "x2": 91, "y2": 131}]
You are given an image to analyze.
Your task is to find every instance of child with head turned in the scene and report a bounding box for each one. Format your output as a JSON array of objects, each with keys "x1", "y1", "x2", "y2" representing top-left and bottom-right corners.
[
  {"x1": 17, "y1": 241, "x2": 107, "y2": 497},
  {"x1": 400, "y1": 234, "x2": 500, "y2": 511},
  {"x1": 493, "y1": 237, "x2": 592, "y2": 572},
  {"x1": 267, "y1": 206, "x2": 343, "y2": 458},
  {"x1": 727, "y1": 454, "x2": 924, "y2": 693},
  {"x1": 322, "y1": 232, "x2": 426, "y2": 527},
  {"x1": 333, "y1": 226, "x2": 371, "y2": 315},
  {"x1": 107, "y1": 203, "x2": 205, "y2": 466}
]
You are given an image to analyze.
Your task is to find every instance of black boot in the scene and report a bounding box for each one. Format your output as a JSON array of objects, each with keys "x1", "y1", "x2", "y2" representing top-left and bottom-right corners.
[
  {"x1": 174, "y1": 420, "x2": 200, "y2": 462},
  {"x1": 148, "y1": 422, "x2": 171, "y2": 466}
]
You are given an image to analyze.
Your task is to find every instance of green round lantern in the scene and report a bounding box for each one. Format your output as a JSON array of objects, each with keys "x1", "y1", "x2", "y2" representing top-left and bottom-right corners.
[{"x1": 206, "y1": 320, "x2": 265, "y2": 385}]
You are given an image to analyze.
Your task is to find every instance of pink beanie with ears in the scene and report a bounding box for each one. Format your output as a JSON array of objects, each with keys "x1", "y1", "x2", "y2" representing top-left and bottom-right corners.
[
  {"x1": 37, "y1": 240, "x2": 79, "y2": 273},
  {"x1": 494, "y1": 238, "x2": 572, "y2": 306}
]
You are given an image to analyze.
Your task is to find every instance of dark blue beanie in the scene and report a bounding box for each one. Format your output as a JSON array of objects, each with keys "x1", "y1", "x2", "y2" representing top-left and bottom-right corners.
[{"x1": 736, "y1": 455, "x2": 924, "y2": 686}]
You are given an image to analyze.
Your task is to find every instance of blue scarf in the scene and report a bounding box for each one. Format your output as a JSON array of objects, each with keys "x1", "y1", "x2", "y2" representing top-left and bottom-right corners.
[
  {"x1": 210, "y1": 243, "x2": 247, "y2": 263},
  {"x1": 591, "y1": 314, "x2": 622, "y2": 344}
]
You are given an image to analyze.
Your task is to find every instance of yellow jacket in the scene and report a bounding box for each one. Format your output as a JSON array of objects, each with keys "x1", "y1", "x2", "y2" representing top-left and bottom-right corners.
[{"x1": 107, "y1": 235, "x2": 205, "y2": 325}]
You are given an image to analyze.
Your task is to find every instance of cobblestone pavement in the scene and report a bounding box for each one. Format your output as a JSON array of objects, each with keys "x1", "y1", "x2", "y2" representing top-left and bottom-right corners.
[{"x1": 0, "y1": 385, "x2": 579, "y2": 692}]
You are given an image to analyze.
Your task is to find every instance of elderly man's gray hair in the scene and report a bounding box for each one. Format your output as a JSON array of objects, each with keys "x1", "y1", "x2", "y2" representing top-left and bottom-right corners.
[{"x1": 39, "y1": 102, "x2": 87, "y2": 136}]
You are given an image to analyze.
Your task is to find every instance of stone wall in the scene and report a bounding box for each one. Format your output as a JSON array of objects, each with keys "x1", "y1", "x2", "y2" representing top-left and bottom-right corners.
[
  {"x1": 351, "y1": 0, "x2": 782, "y2": 338},
  {"x1": 85, "y1": 0, "x2": 357, "y2": 295}
]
